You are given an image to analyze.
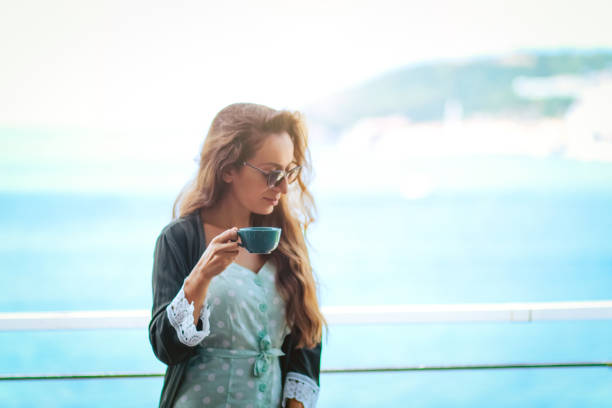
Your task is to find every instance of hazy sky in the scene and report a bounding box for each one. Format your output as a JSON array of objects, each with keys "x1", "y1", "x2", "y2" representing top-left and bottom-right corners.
[
  {"x1": 2, "y1": 0, "x2": 612, "y2": 134},
  {"x1": 2, "y1": 0, "x2": 612, "y2": 194}
]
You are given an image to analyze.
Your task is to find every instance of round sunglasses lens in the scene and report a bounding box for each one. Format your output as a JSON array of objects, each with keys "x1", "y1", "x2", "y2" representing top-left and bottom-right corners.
[
  {"x1": 287, "y1": 167, "x2": 300, "y2": 183},
  {"x1": 269, "y1": 171, "x2": 284, "y2": 187}
]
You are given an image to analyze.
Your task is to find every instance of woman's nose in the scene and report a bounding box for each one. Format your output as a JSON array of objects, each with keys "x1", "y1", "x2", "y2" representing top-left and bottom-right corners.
[{"x1": 272, "y1": 177, "x2": 289, "y2": 194}]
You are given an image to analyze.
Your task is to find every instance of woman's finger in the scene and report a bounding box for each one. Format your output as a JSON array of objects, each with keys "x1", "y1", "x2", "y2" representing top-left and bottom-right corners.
[
  {"x1": 214, "y1": 241, "x2": 240, "y2": 253},
  {"x1": 212, "y1": 248, "x2": 239, "y2": 263},
  {"x1": 212, "y1": 227, "x2": 239, "y2": 244}
]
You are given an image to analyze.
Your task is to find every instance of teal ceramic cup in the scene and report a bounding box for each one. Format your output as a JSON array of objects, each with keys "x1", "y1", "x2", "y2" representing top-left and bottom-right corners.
[{"x1": 236, "y1": 227, "x2": 282, "y2": 254}]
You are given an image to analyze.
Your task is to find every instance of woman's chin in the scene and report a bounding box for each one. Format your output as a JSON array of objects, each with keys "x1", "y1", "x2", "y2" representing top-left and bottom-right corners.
[{"x1": 253, "y1": 205, "x2": 275, "y2": 215}]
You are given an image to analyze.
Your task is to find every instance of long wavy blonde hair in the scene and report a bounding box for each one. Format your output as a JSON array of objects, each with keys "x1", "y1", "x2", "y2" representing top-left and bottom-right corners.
[{"x1": 172, "y1": 102, "x2": 327, "y2": 348}]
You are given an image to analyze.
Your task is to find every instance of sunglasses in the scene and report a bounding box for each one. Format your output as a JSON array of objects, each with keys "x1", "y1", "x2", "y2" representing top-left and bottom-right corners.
[{"x1": 243, "y1": 161, "x2": 302, "y2": 188}]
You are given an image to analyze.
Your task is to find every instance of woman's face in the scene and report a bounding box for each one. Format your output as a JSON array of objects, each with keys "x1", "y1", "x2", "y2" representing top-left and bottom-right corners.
[{"x1": 225, "y1": 131, "x2": 296, "y2": 215}]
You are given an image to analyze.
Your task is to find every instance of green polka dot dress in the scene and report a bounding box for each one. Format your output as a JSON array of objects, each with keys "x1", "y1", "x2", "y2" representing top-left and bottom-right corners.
[{"x1": 171, "y1": 259, "x2": 290, "y2": 408}]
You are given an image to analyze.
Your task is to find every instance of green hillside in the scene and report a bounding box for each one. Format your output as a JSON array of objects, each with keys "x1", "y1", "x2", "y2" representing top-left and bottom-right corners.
[{"x1": 305, "y1": 50, "x2": 612, "y2": 130}]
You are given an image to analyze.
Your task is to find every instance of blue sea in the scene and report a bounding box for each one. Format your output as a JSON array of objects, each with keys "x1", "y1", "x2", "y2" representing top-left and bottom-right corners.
[{"x1": 1, "y1": 156, "x2": 611, "y2": 407}]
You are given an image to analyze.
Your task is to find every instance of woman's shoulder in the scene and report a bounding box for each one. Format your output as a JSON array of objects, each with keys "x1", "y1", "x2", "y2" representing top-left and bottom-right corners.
[{"x1": 158, "y1": 210, "x2": 201, "y2": 247}]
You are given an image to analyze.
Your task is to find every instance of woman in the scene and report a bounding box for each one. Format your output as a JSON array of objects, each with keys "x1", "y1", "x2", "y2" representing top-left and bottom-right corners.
[{"x1": 148, "y1": 102, "x2": 327, "y2": 408}]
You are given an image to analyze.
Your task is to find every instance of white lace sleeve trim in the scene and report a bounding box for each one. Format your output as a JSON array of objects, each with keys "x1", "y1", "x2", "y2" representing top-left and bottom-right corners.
[
  {"x1": 166, "y1": 282, "x2": 213, "y2": 347},
  {"x1": 282, "y1": 371, "x2": 320, "y2": 408}
]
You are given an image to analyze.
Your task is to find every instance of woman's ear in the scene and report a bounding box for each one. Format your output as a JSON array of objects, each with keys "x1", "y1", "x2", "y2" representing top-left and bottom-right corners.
[{"x1": 222, "y1": 167, "x2": 235, "y2": 183}]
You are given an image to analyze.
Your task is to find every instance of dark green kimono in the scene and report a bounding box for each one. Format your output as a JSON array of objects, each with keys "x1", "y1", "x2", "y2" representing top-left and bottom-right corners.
[{"x1": 148, "y1": 209, "x2": 322, "y2": 407}]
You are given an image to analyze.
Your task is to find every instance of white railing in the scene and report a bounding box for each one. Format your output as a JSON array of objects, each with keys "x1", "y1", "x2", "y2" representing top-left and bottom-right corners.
[
  {"x1": 2, "y1": 300, "x2": 612, "y2": 381},
  {"x1": 2, "y1": 300, "x2": 612, "y2": 331}
]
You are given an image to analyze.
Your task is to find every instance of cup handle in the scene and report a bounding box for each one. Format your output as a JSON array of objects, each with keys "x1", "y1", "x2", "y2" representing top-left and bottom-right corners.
[
  {"x1": 230, "y1": 239, "x2": 244, "y2": 247},
  {"x1": 232, "y1": 230, "x2": 244, "y2": 248}
]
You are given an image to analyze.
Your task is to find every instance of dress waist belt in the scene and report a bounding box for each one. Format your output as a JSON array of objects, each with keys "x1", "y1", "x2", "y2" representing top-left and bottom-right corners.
[{"x1": 201, "y1": 340, "x2": 285, "y2": 378}]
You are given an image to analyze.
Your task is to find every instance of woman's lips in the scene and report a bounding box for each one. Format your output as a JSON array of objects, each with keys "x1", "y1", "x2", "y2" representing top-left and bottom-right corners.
[{"x1": 264, "y1": 197, "x2": 279, "y2": 205}]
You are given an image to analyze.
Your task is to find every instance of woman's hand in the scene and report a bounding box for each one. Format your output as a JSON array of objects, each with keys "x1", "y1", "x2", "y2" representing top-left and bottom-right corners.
[
  {"x1": 183, "y1": 227, "x2": 240, "y2": 325},
  {"x1": 194, "y1": 227, "x2": 241, "y2": 281},
  {"x1": 285, "y1": 399, "x2": 304, "y2": 408}
]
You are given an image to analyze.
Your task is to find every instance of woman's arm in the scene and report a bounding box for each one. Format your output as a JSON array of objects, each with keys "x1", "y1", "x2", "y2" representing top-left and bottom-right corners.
[
  {"x1": 149, "y1": 224, "x2": 240, "y2": 366},
  {"x1": 281, "y1": 331, "x2": 322, "y2": 408},
  {"x1": 148, "y1": 228, "x2": 213, "y2": 366}
]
